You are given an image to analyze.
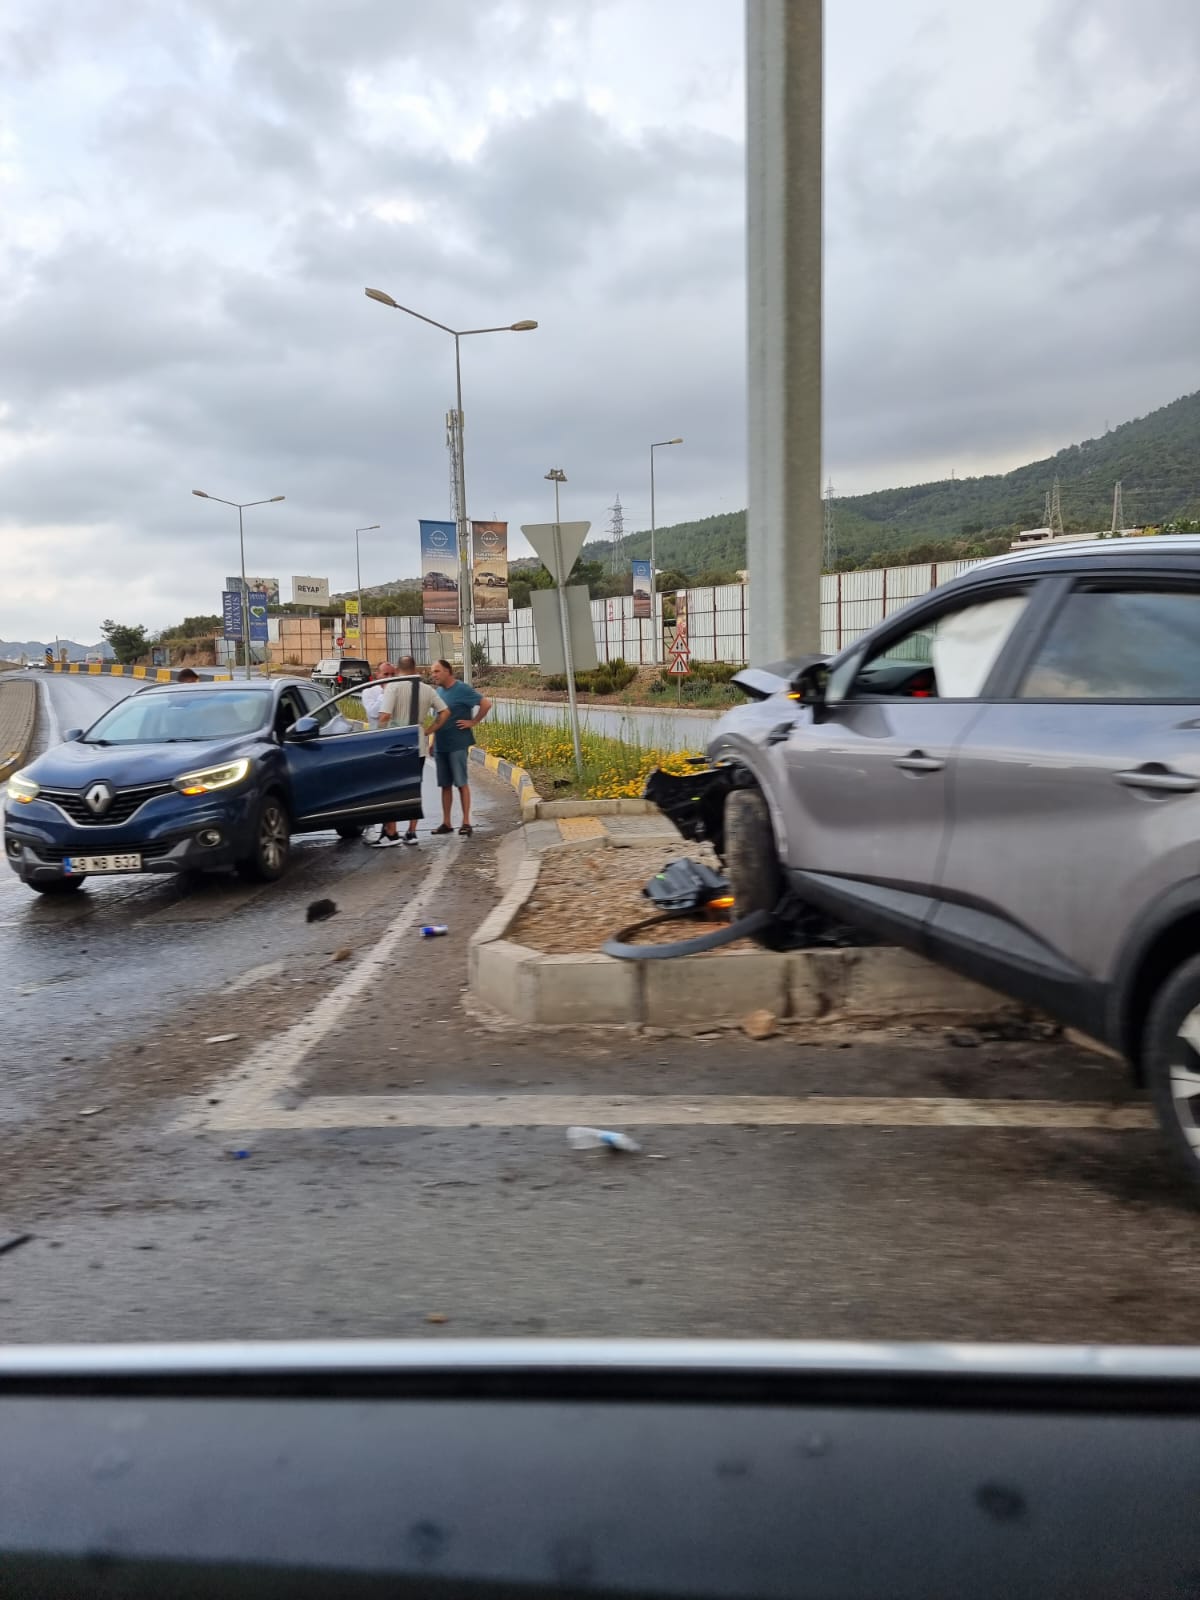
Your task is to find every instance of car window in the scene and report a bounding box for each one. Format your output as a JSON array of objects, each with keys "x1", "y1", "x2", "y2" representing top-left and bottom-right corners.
[
  {"x1": 1019, "y1": 587, "x2": 1200, "y2": 700},
  {"x1": 849, "y1": 591, "x2": 1029, "y2": 701},
  {"x1": 84, "y1": 689, "x2": 272, "y2": 743},
  {"x1": 306, "y1": 685, "x2": 368, "y2": 737},
  {"x1": 299, "y1": 685, "x2": 328, "y2": 714}
]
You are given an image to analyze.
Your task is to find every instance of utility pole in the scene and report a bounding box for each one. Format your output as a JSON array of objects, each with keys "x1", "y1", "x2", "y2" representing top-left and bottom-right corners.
[
  {"x1": 1110, "y1": 480, "x2": 1124, "y2": 536},
  {"x1": 822, "y1": 478, "x2": 838, "y2": 569},
  {"x1": 1049, "y1": 475, "x2": 1064, "y2": 537},
  {"x1": 608, "y1": 494, "x2": 626, "y2": 575},
  {"x1": 746, "y1": 0, "x2": 823, "y2": 661}
]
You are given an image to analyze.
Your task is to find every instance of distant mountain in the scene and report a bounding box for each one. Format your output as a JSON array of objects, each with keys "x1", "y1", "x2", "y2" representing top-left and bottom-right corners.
[
  {"x1": 580, "y1": 387, "x2": 1200, "y2": 570},
  {"x1": 0, "y1": 639, "x2": 113, "y2": 662}
]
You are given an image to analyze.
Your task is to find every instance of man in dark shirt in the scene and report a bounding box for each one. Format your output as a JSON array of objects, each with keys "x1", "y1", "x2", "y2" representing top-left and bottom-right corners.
[{"x1": 428, "y1": 658, "x2": 491, "y2": 838}]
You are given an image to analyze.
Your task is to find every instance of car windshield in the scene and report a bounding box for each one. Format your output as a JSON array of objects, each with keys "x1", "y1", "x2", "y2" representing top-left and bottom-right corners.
[{"x1": 84, "y1": 690, "x2": 271, "y2": 743}]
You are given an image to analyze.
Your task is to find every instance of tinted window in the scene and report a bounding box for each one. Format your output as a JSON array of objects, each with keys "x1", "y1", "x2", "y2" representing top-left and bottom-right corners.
[{"x1": 1020, "y1": 589, "x2": 1200, "y2": 700}]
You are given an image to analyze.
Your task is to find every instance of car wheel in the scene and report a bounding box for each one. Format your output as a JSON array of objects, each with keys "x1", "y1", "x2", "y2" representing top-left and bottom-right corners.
[
  {"x1": 723, "y1": 785, "x2": 783, "y2": 919},
  {"x1": 335, "y1": 822, "x2": 363, "y2": 840},
  {"x1": 29, "y1": 876, "x2": 87, "y2": 895},
  {"x1": 236, "y1": 793, "x2": 291, "y2": 883},
  {"x1": 1143, "y1": 954, "x2": 1200, "y2": 1189}
]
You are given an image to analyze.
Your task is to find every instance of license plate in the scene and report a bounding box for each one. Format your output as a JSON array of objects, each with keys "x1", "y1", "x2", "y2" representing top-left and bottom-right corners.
[{"x1": 62, "y1": 854, "x2": 143, "y2": 875}]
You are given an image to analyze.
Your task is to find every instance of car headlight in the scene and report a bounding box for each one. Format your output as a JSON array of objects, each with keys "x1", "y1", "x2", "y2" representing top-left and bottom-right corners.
[
  {"x1": 5, "y1": 772, "x2": 39, "y2": 804},
  {"x1": 172, "y1": 758, "x2": 251, "y2": 796}
]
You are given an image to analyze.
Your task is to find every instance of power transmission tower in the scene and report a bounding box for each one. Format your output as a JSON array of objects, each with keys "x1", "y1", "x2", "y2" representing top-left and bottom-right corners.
[
  {"x1": 1110, "y1": 480, "x2": 1124, "y2": 535},
  {"x1": 1049, "y1": 475, "x2": 1064, "y2": 537},
  {"x1": 608, "y1": 493, "x2": 626, "y2": 574},
  {"x1": 1043, "y1": 491, "x2": 1052, "y2": 528},
  {"x1": 445, "y1": 409, "x2": 462, "y2": 526},
  {"x1": 822, "y1": 478, "x2": 838, "y2": 568}
]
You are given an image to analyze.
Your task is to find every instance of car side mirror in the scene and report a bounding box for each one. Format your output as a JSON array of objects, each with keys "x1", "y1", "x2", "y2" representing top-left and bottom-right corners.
[
  {"x1": 789, "y1": 662, "x2": 829, "y2": 718},
  {"x1": 63, "y1": 728, "x2": 83, "y2": 742},
  {"x1": 286, "y1": 716, "x2": 321, "y2": 743}
]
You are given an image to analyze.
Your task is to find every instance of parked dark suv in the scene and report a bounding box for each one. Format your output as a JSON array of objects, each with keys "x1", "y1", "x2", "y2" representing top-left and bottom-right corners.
[{"x1": 651, "y1": 537, "x2": 1200, "y2": 1184}]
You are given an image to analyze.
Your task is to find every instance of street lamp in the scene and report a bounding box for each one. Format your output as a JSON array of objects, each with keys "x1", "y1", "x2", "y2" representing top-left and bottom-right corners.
[
  {"x1": 649, "y1": 438, "x2": 683, "y2": 663},
  {"x1": 192, "y1": 491, "x2": 285, "y2": 679},
  {"x1": 354, "y1": 524, "x2": 381, "y2": 656},
  {"x1": 544, "y1": 469, "x2": 583, "y2": 779},
  {"x1": 365, "y1": 287, "x2": 538, "y2": 684}
]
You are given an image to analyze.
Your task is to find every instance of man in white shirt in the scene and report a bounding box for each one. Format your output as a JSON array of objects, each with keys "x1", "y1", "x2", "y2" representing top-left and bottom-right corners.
[
  {"x1": 361, "y1": 661, "x2": 396, "y2": 729},
  {"x1": 373, "y1": 657, "x2": 448, "y2": 847}
]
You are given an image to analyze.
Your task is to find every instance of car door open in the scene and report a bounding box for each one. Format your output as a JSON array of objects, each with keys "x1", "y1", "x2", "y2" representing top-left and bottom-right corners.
[{"x1": 282, "y1": 685, "x2": 424, "y2": 828}]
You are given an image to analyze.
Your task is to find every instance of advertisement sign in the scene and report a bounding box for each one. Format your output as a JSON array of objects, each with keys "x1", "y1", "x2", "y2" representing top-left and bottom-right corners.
[
  {"x1": 248, "y1": 576, "x2": 280, "y2": 604},
  {"x1": 420, "y1": 519, "x2": 461, "y2": 625},
  {"x1": 471, "y1": 521, "x2": 509, "y2": 623},
  {"x1": 344, "y1": 597, "x2": 360, "y2": 644},
  {"x1": 631, "y1": 559, "x2": 653, "y2": 620},
  {"x1": 222, "y1": 589, "x2": 244, "y2": 641},
  {"x1": 673, "y1": 589, "x2": 689, "y2": 651},
  {"x1": 292, "y1": 575, "x2": 330, "y2": 605},
  {"x1": 248, "y1": 591, "x2": 270, "y2": 643}
]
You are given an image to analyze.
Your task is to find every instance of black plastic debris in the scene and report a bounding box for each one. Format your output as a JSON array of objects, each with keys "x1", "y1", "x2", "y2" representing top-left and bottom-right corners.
[
  {"x1": 306, "y1": 898, "x2": 338, "y2": 923},
  {"x1": 642, "y1": 858, "x2": 731, "y2": 914}
]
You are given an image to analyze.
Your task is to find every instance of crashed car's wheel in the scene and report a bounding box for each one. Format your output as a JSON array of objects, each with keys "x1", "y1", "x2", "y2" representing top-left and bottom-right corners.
[
  {"x1": 29, "y1": 876, "x2": 86, "y2": 895},
  {"x1": 236, "y1": 793, "x2": 291, "y2": 883},
  {"x1": 723, "y1": 785, "x2": 783, "y2": 920},
  {"x1": 1144, "y1": 954, "x2": 1200, "y2": 1191}
]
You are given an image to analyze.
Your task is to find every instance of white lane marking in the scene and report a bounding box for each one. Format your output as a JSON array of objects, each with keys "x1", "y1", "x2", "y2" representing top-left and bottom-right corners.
[
  {"x1": 38, "y1": 677, "x2": 62, "y2": 748},
  {"x1": 196, "y1": 1092, "x2": 1156, "y2": 1134},
  {"x1": 173, "y1": 840, "x2": 460, "y2": 1130}
]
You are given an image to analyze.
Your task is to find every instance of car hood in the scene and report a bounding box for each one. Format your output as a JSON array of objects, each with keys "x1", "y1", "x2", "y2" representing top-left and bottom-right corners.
[
  {"x1": 21, "y1": 735, "x2": 259, "y2": 789},
  {"x1": 731, "y1": 653, "x2": 828, "y2": 702}
]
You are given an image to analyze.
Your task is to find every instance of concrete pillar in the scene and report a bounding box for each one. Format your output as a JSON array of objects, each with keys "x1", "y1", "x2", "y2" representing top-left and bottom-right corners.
[{"x1": 746, "y1": 0, "x2": 823, "y2": 664}]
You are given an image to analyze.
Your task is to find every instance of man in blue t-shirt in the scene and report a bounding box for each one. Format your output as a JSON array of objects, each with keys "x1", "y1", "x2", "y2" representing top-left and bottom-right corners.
[{"x1": 428, "y1": 658, "x2": 492, "y2": 838}]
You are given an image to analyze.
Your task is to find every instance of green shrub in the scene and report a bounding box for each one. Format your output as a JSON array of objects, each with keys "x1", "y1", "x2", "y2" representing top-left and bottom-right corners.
[
  {"x1": 590, "y1": 672, "x2": 615, "y2": 695},
  {"x1": 543, "y1": 673, "x2": 568, "y2": 691}
]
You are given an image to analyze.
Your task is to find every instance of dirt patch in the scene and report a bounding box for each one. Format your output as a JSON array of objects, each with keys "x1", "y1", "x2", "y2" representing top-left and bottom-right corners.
[{"x1": 510, "y1": 842, "x2": 763, "y2": 956}]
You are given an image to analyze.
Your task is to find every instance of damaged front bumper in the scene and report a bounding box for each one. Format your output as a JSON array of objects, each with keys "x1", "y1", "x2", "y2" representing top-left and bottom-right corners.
[{"x1": 643, "y1": 765, "x2": 737, "y2": 856}]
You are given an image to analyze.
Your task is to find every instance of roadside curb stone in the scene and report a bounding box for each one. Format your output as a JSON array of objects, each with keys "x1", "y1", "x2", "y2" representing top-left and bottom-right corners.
[{"x1": 0, "y1": 679, "x2": 37, "y2": 782}]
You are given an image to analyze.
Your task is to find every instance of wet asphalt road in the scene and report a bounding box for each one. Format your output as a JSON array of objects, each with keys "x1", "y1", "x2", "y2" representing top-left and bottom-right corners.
[{"x1": 3, "y1": 671, "x2": 1199, "y2": 1349}]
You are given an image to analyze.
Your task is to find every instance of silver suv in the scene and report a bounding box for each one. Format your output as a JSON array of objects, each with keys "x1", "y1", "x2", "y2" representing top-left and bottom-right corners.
[{"x1": 652, "y1": 538, "x2": 1200, "y2": 1183}]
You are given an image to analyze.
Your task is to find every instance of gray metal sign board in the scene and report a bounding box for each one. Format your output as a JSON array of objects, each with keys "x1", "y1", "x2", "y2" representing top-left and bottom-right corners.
[
  {"x1": 531, "y1": 586, "x2": 598, "y2": 675},
  {"x1": 520, "y1": 521, "x2": 591, "y2": 586}
]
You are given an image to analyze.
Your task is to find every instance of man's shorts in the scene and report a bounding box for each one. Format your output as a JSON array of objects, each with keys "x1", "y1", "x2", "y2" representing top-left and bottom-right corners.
[{"x1": 435, "y1": 747, "x2": 470, "y2": 789}]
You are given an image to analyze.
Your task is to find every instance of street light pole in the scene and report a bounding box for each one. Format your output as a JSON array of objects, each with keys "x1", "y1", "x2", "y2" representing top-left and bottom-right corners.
[
  {"x1": 545, "y1": 468, "x2": 583, "y2": 779},
  {"x1": 364, "y1": 288, "x2": 538, "y2": 686},
  {"x1": 355, "y1": 524, "x2": 380, "y2": 655},
  {"x1": 192, "y1": 491, "x2": 285, "y2": 679},
  {"x1": 649, "y1": 438, "x2": 683, "y2": 664}
]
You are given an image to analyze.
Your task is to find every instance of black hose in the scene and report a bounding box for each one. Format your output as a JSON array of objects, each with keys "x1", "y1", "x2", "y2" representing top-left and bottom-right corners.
[{"x1": 601, "y1": 908, "x2": 772, "y2": 961}]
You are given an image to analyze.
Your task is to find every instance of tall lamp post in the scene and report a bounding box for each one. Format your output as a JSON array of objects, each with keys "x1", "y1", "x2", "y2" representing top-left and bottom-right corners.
[
  {"x1": 544, "y1": 467, "x2": 583, "y2": 779},
  {"x1": 364, "y1": 287, "x2": 537, "y2": 685},
  {"x1": 192, "y1": 490, "x2": 285, "y2": 678},
  {"x1": 649, "y1": 437, "x2": 683, "y2": 662},
  {"x1": 354, "y1": 523, "x2": 381, "y2": 657}
]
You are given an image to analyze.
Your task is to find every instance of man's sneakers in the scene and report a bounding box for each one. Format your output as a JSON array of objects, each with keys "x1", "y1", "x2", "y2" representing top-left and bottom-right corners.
[{"x1": 371, "y1": 832, "x2": 402, "y2": 849}]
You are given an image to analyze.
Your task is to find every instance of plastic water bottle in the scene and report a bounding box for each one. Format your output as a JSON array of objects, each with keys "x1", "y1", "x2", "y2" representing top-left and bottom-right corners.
[
  {"x1": 420, "y1": 924, "x2": 449, "y2": 939},
  {"x1": 567, "y1": 1126, "x2": 641, "y2": 1154}
]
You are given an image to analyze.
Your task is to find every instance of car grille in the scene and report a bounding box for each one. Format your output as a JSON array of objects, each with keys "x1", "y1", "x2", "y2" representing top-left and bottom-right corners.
[
  {"x1": 39, "y1": 783, "x2": 174, "y2": 826},
  {"x1": 34, "y1": 841, "x2": 174, "y2": 863}
]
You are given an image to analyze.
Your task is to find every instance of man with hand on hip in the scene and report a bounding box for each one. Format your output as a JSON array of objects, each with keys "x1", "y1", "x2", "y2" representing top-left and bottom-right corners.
[
  {"x1": 374, "y1": 656, "x2": 448, "y2": 847},
  {"x1": 428, "y1": 657, "x2": 491, "y2": 838}
]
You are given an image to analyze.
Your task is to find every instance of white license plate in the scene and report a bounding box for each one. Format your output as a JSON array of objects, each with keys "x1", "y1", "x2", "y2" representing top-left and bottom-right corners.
[{"x1": 62, "y1": 854, "x2": 143, "y2": 875}]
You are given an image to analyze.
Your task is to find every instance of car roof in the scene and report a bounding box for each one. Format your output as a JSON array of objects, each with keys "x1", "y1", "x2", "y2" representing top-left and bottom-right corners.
[
  {"x1": 134, "y1": 677, "x2": 307, "y2": 695},
  {"x1": 949, "y1": 535, "x2": 1200, "y2": 586}
]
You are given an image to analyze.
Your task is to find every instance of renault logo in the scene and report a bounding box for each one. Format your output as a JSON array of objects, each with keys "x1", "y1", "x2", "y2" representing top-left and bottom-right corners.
[{"x1": 84, "y1": 781, "x2": 114, "y2": 817}]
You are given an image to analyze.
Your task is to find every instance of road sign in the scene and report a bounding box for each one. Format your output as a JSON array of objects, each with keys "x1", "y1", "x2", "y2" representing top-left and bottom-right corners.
[
  {"x1": 520, "y1": 521, "x2": 590, "y2": 586},
  {"x1": 530, "y1": 586, "x2": 598, "y2": 675},
  {"x1": 335, "y1": 635, "x2": 345, "y2": 649},
  {"x1": 667, "y1": 654, "x2": 689, "y2": 675}
]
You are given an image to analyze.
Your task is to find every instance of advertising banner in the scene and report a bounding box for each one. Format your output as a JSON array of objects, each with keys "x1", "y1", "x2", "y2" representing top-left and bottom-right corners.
[
  {"x1": 420, "y1": 519, "x2": 461, "y2": 625},
  {"x1": 471, "y1": 521, "x2": 509, "y2": 623},
  {"x1": 292, "y1": 575, "x2": 330, "y2": 605},
  {"x1": 673, "y1": 589, "x2": 689, "y2": 651},
  {"x1": 222, "y1": 590, "x2": 243, "y2": 641},
  {"x1": 631, "y1": 559, "x2": 653, "y2": 620},
  {"x1": 248, "y1": 591, "x2": 270, "y2": 643},
  {"x1": 344, "y1": 597, "x2": 360, "y2": 643},
  {"x1": 248, "y1": 576, "x2": 280, "y2": 604}
]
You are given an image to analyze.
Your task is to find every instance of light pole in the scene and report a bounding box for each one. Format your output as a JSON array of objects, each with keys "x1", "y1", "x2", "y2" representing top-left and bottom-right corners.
[
  {"x1": 364, "y1": 287, "x2": 537, "y2": 685},
  {"x1": 649, "y1": 438, "x2": 683, "y2": 662},
  {"x1": 354, "y1": 524, "x2": 380, "y2": 657},
  {"x1": 545, "y1": 468, "x2": 583, "y2": 779},
  {"x1": 192, "y1": 491, "x2": 285, "y2": 678}
]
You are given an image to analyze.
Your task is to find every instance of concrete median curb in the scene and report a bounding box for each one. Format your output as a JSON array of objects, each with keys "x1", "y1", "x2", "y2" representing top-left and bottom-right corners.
[
  {"x1": 470, "y1": 845, "x2": 1019, "y2": 1030},
  {"x1": 0, "y1": 680, "x2": 38, "y2": 783},
  {"x1": 48, "y1": 662, "x2": 234, "y2": 683},
  {"x1": 468, "y1": 745, "x2": 658, "y2": 822}
]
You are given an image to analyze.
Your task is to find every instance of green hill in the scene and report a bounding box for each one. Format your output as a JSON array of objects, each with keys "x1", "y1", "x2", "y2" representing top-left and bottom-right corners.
[{"x1": 582, "y1": 388, "x2": 1200, "y2": 573}]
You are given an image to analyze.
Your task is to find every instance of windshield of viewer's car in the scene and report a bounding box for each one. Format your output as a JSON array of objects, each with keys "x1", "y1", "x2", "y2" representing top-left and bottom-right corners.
[{"x1": 84, "y1": 690, "x2": 271, "y2": 743}]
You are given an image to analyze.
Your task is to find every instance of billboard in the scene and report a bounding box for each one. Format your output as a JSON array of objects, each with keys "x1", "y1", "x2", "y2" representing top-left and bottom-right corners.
[
  {"x1": 248, "y1": 576, "x2": 280, "y2": 604},
  {"x1": 420, "y1": 519, "x2": 461, "y2": 625},
  {"x1": 632, "y1": 559, "x2": 653, "y2": 620},
  {"x1": 344, "y1": 597, "x2": 360, "y2": 643},
  {"x1": 221, "y1": 589, "x2": 243, "y2": 641},
  {"x1": 471, "y1": 521, "x2": 509, "y2": 623},
  {"x1": 292, "y1": 575, "x2": 330, "y2": 605},
  {"x1": 248, "y1": 591, "x2": 270, "y2": 642}
]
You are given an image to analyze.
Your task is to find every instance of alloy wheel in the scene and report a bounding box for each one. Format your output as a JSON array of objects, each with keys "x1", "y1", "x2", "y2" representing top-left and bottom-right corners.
[{"x1": 1168, "y1": 1006, "x2": 1200, "y2": 1153}]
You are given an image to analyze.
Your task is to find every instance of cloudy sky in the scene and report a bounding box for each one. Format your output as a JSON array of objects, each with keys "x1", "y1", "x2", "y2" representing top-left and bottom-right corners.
[{"x1": 0, "y1": 0, "x2": 1196, "y2": 641}]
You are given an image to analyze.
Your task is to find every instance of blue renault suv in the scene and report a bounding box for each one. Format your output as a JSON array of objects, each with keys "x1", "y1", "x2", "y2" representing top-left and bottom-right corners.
[{"x1": 3, "y1": 677, "x2": 424, "y2": 895}]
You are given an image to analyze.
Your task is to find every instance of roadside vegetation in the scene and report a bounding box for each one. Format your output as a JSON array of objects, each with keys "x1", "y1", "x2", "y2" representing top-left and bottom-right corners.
[{"x1": 475, "y1": 704, "x2": 702, "y2": 801}]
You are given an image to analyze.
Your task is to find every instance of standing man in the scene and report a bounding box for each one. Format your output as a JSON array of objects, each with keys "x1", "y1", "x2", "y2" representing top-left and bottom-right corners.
[
  {"x1": 374, "y1": 657, "x2": 448, "y2": 847},
  {"x1": 429, "y1": 657, "x2": 491, "y2": 838},
  {"x1": 361, "y1": 661, "x2": 396, "y2": 730}
]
